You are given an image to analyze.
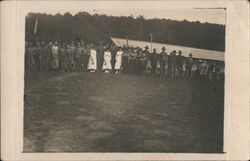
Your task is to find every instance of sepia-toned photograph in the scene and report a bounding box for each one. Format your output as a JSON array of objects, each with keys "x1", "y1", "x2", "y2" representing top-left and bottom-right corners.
[{"x1": 23, "y1": 4, "x2": 226, "y2": 153}]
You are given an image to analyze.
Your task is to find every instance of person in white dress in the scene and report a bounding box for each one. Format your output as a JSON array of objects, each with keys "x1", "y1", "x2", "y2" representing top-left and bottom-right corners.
[
  {"x1": 87, "y1": 45, "x2": 97, "y2": 72},
  {"x1": 51, "y1": 41, "x2": 59, "y2": 70},
  {"x1": 102, "y1": 48, "x2": 112, "y2": 74},
  {"x1": 114, "y1": 47, "x2": 123, "y2": 74}
]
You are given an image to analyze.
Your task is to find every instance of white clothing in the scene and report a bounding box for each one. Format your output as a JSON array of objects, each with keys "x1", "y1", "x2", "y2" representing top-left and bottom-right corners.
[
  {"x1": 87, "y1": 49, "x2": 97, "y2": 70},
  {"x1": 51, "y1": 45, "x2": 59, "y2": 58},
  {"x1": 114, "y1": 51, "x2": 123, "y2": 70},
  {"x1": 102, "y1": 51, "x2": 112, "y2": 70}
]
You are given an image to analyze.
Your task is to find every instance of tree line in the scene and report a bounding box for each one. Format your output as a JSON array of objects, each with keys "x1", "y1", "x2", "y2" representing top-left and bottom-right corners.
[{"x1": 25, "y1": 12, "x2": 225, "y2": 51}]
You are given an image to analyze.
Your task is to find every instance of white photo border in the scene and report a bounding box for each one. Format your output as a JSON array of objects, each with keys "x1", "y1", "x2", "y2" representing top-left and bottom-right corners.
[{"x1": 1, "y1": 0, "x2": 249, "y2": 160}]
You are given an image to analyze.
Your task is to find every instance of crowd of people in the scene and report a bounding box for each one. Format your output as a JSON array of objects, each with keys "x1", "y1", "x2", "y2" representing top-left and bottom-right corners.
[{"x1": 25, "y1": 40, "x2": 224, "y2": 81}]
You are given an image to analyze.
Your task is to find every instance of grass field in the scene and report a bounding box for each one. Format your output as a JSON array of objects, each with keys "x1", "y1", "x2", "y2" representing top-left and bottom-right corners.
[{"x1": 24, "y1": 71, "x2": 224, "y2": 153}]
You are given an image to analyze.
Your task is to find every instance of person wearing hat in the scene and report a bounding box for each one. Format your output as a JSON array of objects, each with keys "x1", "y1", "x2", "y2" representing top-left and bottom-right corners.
[
  {"x1": 58, "y1": 43, "x2": 68, "y2": 72},
  {"x1": 74, "y1": 42, "x2": 84, "y2": 72},
  {"x1": 114, "y1": 46, "x2": 123, "y2": 74},
  {"x1": 143, "y1": 46, "x2": 151, "y2": 72},
  {"x1": 135, "y1": 48, "x2": 145, "y2": 74},
  {"x1": 102, "y1": 47, "x2": 112, "y2": 74},
  {"x1": 68, "y1": 42, "x2": 76, "y2": 71},
  {"x1": 185, "y1": 53, "x2": 193, "y2": 78},
  {"x1": 149, "y1": 48, "x2": 158, "y2": 75},
  {"x1": 87, "y1": 44, "x2": 97, "y2": 72},
  {"x1": 159, "y1": 46, "x2": 168, "y2": 77},
  {"x1": 167, "y1": 50, "x2": 177, "y2": 78},
  {"x1": 176, "y1": 50, "x2": 184, "y2": 78},
  {"x1": 121, "y1": 47, "x2": 130, "y2": 73}
]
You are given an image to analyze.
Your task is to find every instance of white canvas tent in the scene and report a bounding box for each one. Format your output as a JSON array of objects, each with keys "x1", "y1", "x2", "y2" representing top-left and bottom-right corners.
[{"x1": 110, "y1": 37, "x2": 225, "y2": 61}]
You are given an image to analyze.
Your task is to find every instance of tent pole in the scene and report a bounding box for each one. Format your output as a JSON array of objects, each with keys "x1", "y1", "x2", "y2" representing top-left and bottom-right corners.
[{"x1": 150, "y1": 33, "x2": 153, "y2": 52}]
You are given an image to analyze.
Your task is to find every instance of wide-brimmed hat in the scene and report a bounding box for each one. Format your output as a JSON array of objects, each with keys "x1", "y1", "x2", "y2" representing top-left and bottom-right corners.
[
  {"x1": 161, "y1": 46, "x2": 166, "y2": 50},
  {"x1": 173, "y1": 50, "x2": 177, "y2": 53}
]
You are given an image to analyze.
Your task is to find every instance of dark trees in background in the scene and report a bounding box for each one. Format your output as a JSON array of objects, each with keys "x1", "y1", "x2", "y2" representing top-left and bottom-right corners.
[{"x1": 25, "y1": 12, "x2": 225, "y2": 51}]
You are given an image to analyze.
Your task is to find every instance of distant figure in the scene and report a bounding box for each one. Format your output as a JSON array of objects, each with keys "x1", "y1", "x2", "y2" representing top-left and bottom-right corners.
[
  {"x1": 68, "y1": 42, "x2": 75, "y2": 71},
  {"x1": 88, "y1": 45, "x2": 97, "y2": 72},
  {"x1": 102, "y1": 48, "x2": 112, "y2": 74},
  {"x1": 185, "y1": 53, "x2": 193, "y2": 78},
  {"x1": 122, "y1": 47, "x2": 130, "y2": 73},
  {"x1": 168, "y1": 50, "x2": 177, "y2": 78},
  {"x1": 51, "y1": 41, "x2": 59, "y2": 70},
  {"x1": 75, "y1": 42, "x2": 84, "y2": 72},
  {"x1": 182, "y1": 59, "x2": 187, "y2": 78},
  {"x1": 159, "y1": 46, "x2": 168, "y2": 77},
  {"x1": 25, "y1": 42, "x2": 36, "y2": 71},
  {"x1": 114, "y1": 47, "x2": 123, "y2": 74},
  {"x1": 200, "y1": 60, "x2": 208, "y2": 79},
  {"x1": 143, "y1": 46, "x2": 151, "y2": 72},
  {"x1": 176, "y1": 50, "x2": 184, "y2": 78},
  {"x1": 149, "y1": 48, "x2": 158, "y2": 75}
]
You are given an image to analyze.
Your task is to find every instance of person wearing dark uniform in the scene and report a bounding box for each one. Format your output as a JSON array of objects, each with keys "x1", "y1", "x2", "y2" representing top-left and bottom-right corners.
[
  {"x1": 34, "y1": 42, "x2": 42, "y2": 70},
  {"x1": 96, "y1": 44, "x2": 104, "y2": 72},
  {"x1": 176, "y1": 50, "x2": 184, "y2": 78},
  {"x1": 159, "y1": 46, "x2": 168, "y2": 77},
  {"x1": 121, "y1": 47, "x2": 130, "y2": 73},
  {"x1": 45, "y1": 42, "x2": 53, "y2": 70},
  {"x1": 185, "y1": 53, "x2": 193, "y2": 78},
  {"x1": 128, "y1": 48, "x2": 137, "y2": 74},
  {"x1": 143, "y1": 46, "x2": 151, "y2": 72},
  {"x1": 75, "y1": 42, "x2": 84, "y2": 72},
  {"x1": 68, "y1": 42, "x2": 76, "y2": 71},
  {"x1": 135, "y1": 48, "x2": 144, "y2": 74},
  {"x1": 59, "y1": 44, "x2": 68, "y2": 72},
  {"x1": 149, "y1": 48, "x2": 158, "y2": 75},
  {"x1": 167, "y1": 50, "x2": 177, "y2": 78},
  {"x1": 25, "y1": 42, "x2": 36, "y2": 71},
  {"x1": 111, "y1": 46, "x2": 117, "y2": 73}
]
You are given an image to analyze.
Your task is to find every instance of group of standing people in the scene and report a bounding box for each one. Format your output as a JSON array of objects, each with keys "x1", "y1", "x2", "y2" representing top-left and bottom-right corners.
[
  {"x1": 25, "y1": 40, "x2": 224, "y2": 81},
  {"x1": 25, "y1": 41, "x2": 125, "y2": 74}
]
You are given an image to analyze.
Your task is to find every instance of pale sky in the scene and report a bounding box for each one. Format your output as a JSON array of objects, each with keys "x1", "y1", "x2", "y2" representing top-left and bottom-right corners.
[{"x1": 24, "y1": 1, "x2": 226, "y2": 25}]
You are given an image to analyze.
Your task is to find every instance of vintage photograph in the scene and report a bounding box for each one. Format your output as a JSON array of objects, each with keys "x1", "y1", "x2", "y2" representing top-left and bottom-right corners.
[{"x1": 23, "y1": 5, "x2": 225, "y2": 153}]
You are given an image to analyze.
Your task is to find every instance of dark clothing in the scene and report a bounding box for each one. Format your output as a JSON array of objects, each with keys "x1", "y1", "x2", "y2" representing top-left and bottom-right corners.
[
  {"x1": 59, "y1": 48, "x2": 67, "y2": 71},
  {"x1": 68, "y1": 46, "x2": 75, "y2": 71},
  {"x1": 149, "y1": 52, "x2": 158, "y2": 75},
  {"x1": 34, "y1": 47, "x2": 42, "y2": 70},
  {"x1": 159, "y1": 51, "x2": 168, "y2": 76},
  {"x1": 167, "y1": 53, "x2": 177, "y2": 78},
  {"x1": 143, "y1": 50, "x2": 151, "y2": 60},
  {"x1": 111, "y1": 50, "x2": 116, "y2": 71},
  {"x1": 25, "y1": 47, "x2": 36, "y2": 70},
  {"x1": 122, "y1": 51, "x2": 130, "y2": 73},
  {"x1": 176, "y1": 54, "x2": 184, "y2": 76},
  {"x1": 186, "y1": 57, "x2": 193, "y2": 78},
  {"x1": 75, "y1": 47, "x2": 84, "y2": 71}
]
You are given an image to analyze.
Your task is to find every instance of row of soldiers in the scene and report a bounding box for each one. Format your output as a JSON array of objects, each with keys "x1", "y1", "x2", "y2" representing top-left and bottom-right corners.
[{"x1": 25, "y1": 41, "x2": 224, "y2": 81}]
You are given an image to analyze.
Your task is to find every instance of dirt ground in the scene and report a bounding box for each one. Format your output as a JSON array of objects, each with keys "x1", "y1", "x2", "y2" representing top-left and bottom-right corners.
[{"x1": 23, "y1": 71, "x2": 224, "y2": 153}]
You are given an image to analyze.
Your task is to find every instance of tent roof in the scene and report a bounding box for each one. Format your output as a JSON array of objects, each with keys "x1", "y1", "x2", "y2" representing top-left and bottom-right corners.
[{"x1": 110, "y1": 37, "x2": 225, "y2": 61}]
